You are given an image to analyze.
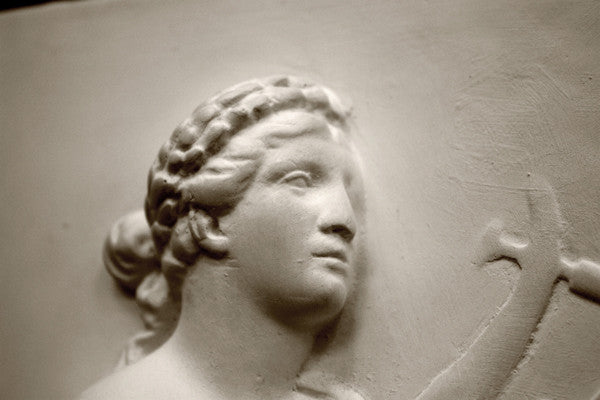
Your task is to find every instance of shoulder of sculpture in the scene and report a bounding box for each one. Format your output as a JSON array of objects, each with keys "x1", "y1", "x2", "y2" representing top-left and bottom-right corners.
[
  {"x1": 292, "y1": 382, "x2": 367, "y2": 400},
  {"x1": 294, "y1": 369, "x2": 368, "y2": 400},
  {"x1": 78, "y1": 359, "x2": 194, "y2": 400},
  {"x1": 78, "y1": 367, "x2": 150, "y2": 400}
]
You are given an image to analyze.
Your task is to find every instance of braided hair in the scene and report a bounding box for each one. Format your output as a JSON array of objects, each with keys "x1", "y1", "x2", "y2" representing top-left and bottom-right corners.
[{"x1": 104, "y1": 76, "x2": 353, "y2": 365}]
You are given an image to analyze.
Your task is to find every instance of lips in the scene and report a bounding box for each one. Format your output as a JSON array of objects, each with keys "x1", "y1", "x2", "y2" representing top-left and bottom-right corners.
[
  {"x1": 312, "y1": 249, "x2": 348, "y2": 263},
  {"x1": 311, "y1": 248, "x2": 350, "y2": 276}
]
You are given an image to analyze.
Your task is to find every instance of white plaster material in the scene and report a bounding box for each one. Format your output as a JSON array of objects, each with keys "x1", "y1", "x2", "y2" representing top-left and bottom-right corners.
[
  {"x1": 84, "y1": 79, "x2": 600, "y2": 400},
  {"x1": 416, "y1": 175, "x2": 600, "y2": 399},
  {"x1": 83, "y1": 77, "x2": 368, "y2": 400},
  {"x1": 2, "y1": 1, "x2": 599, "y2": 400}
]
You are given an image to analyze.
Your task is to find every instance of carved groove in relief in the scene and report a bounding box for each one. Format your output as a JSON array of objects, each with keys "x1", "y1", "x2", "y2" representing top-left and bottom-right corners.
[
  {"x1": 476, "y1": 185, "x2": 600, "y2": 304},
  {"x1": 417, "y1": 175, "x2": 600, "y2": 400}
]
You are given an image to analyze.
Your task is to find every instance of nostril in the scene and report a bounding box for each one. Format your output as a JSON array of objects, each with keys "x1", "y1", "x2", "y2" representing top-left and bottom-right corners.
[{"x1": 325, "y1": 224, "x2": 355, "y2": 243}]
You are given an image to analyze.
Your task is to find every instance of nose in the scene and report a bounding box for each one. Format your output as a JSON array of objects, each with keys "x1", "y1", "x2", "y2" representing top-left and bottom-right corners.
[{"x1": 317, "y1": 184, "x2": 357, "y2": 243}]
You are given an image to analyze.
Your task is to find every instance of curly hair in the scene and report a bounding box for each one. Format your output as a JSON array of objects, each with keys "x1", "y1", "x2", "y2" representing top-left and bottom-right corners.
[{"x1": 104, "y1": 76, "x2": 353, "y2": 366}]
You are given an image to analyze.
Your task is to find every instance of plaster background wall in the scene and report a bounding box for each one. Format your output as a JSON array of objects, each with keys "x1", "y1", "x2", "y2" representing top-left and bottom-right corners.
[{"x1": 1, "y1": 1, "x2": 599, "y2": 399}]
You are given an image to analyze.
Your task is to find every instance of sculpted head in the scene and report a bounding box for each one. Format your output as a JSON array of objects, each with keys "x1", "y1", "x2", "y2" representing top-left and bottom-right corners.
[{"x1": 105, "y1": 76, "x2": 365, "y2": 362}]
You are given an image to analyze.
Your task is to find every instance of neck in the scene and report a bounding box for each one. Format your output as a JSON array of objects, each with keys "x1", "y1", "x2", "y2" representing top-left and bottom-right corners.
[{"x1": 159, "y1": 259, "x2": 315, "y2": 400}]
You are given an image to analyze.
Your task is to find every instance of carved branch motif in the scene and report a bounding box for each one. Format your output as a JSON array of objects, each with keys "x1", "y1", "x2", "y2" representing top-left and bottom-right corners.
[
  {"x1": 477, "y1": 178, "x2": 600, "y2": 304},
  {"x1": 417, "y1": 175, "x2": 600, "y2": 400}
]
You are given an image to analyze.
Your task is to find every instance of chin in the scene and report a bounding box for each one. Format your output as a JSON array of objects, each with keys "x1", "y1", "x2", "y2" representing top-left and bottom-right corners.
[
  {"x1": 314, "y1": 274, "x2": 349, "y2": 316},
  {"x1": 273, "y1": 276, "x2": 350, "y2": 331}
]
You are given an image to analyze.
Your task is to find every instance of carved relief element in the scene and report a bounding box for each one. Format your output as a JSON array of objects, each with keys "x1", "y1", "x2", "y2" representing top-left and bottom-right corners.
[{"x1": 87, "y1": 77, "x2": 600, "y2": 400}]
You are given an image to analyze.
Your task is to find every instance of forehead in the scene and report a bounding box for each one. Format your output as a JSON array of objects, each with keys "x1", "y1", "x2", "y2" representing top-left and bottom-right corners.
[
  {"x1": 258, "y1": 135, "x2": 356, "y2": 174},
  {"x1": 253, "y1": 110, "x2": 356, "y2": 166},
  {"x1": 236, "y1": 109, "x2": 347, "y2": 146},
  {"x1": 223, "y1": 108, "x2": 363, "y2": 181}
]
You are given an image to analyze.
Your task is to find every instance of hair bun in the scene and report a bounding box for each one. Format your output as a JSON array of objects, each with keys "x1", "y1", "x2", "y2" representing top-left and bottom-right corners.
[{"x1": 103, "y1": 210, "x2": 160, "y2": 292}]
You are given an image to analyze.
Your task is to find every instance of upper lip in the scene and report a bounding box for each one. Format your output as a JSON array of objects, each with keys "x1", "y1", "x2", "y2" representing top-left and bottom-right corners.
[{"x1": 312, "y1": 249, "x2": 348, "y2": 263}]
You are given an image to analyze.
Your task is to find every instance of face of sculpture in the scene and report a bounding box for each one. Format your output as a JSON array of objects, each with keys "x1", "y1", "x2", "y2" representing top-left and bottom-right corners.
[{"x1": 218, "y1": 110, "x2": 364, "y2": 329}]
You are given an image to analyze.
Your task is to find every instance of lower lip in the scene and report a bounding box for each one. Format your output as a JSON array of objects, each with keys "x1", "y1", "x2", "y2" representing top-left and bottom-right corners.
[{"x1": 312, "y1": 256, "x2": 348, "y2": 276}]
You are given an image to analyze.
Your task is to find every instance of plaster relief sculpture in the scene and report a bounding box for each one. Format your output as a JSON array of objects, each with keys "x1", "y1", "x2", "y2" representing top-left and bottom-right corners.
[
  {"x1": 83, "y1": 76, "x2": 367, "y2": 400},
  {"x1": 83, "y1": 77, "x2": 600, "y2": 400}
]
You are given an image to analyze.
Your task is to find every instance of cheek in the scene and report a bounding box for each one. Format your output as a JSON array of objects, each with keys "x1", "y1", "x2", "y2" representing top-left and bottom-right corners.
[
  {"x1": 224, "y1": 191, "x2": 351, "y2": 320},
  {"x1": 263, "y1": 196, "x2": 314, "y2": 249},
  {"x1": 226, "y1": 191, "x2": 316, "y2": 272}
]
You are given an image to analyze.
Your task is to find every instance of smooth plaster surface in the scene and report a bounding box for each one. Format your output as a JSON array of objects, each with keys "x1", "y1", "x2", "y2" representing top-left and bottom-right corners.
[{"x1": 1, "y1": 1, "x2": 599, "y2": 399}]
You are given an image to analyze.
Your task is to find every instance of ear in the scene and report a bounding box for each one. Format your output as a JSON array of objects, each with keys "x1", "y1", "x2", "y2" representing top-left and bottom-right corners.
[{"x1": 188, "y1": 209, "x2": 229, "y2": 257}]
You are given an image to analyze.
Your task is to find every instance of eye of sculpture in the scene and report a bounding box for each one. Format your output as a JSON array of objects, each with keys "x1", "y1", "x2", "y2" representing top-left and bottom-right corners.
[{"x1": 281, "y1": 170, "x2": 313, "y2": 188}]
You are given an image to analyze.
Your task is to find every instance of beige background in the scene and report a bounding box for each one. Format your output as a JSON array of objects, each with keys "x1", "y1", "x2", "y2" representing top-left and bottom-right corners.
[{"x1": 1, "y1": 1, "x2": 599, "y2": 399}]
